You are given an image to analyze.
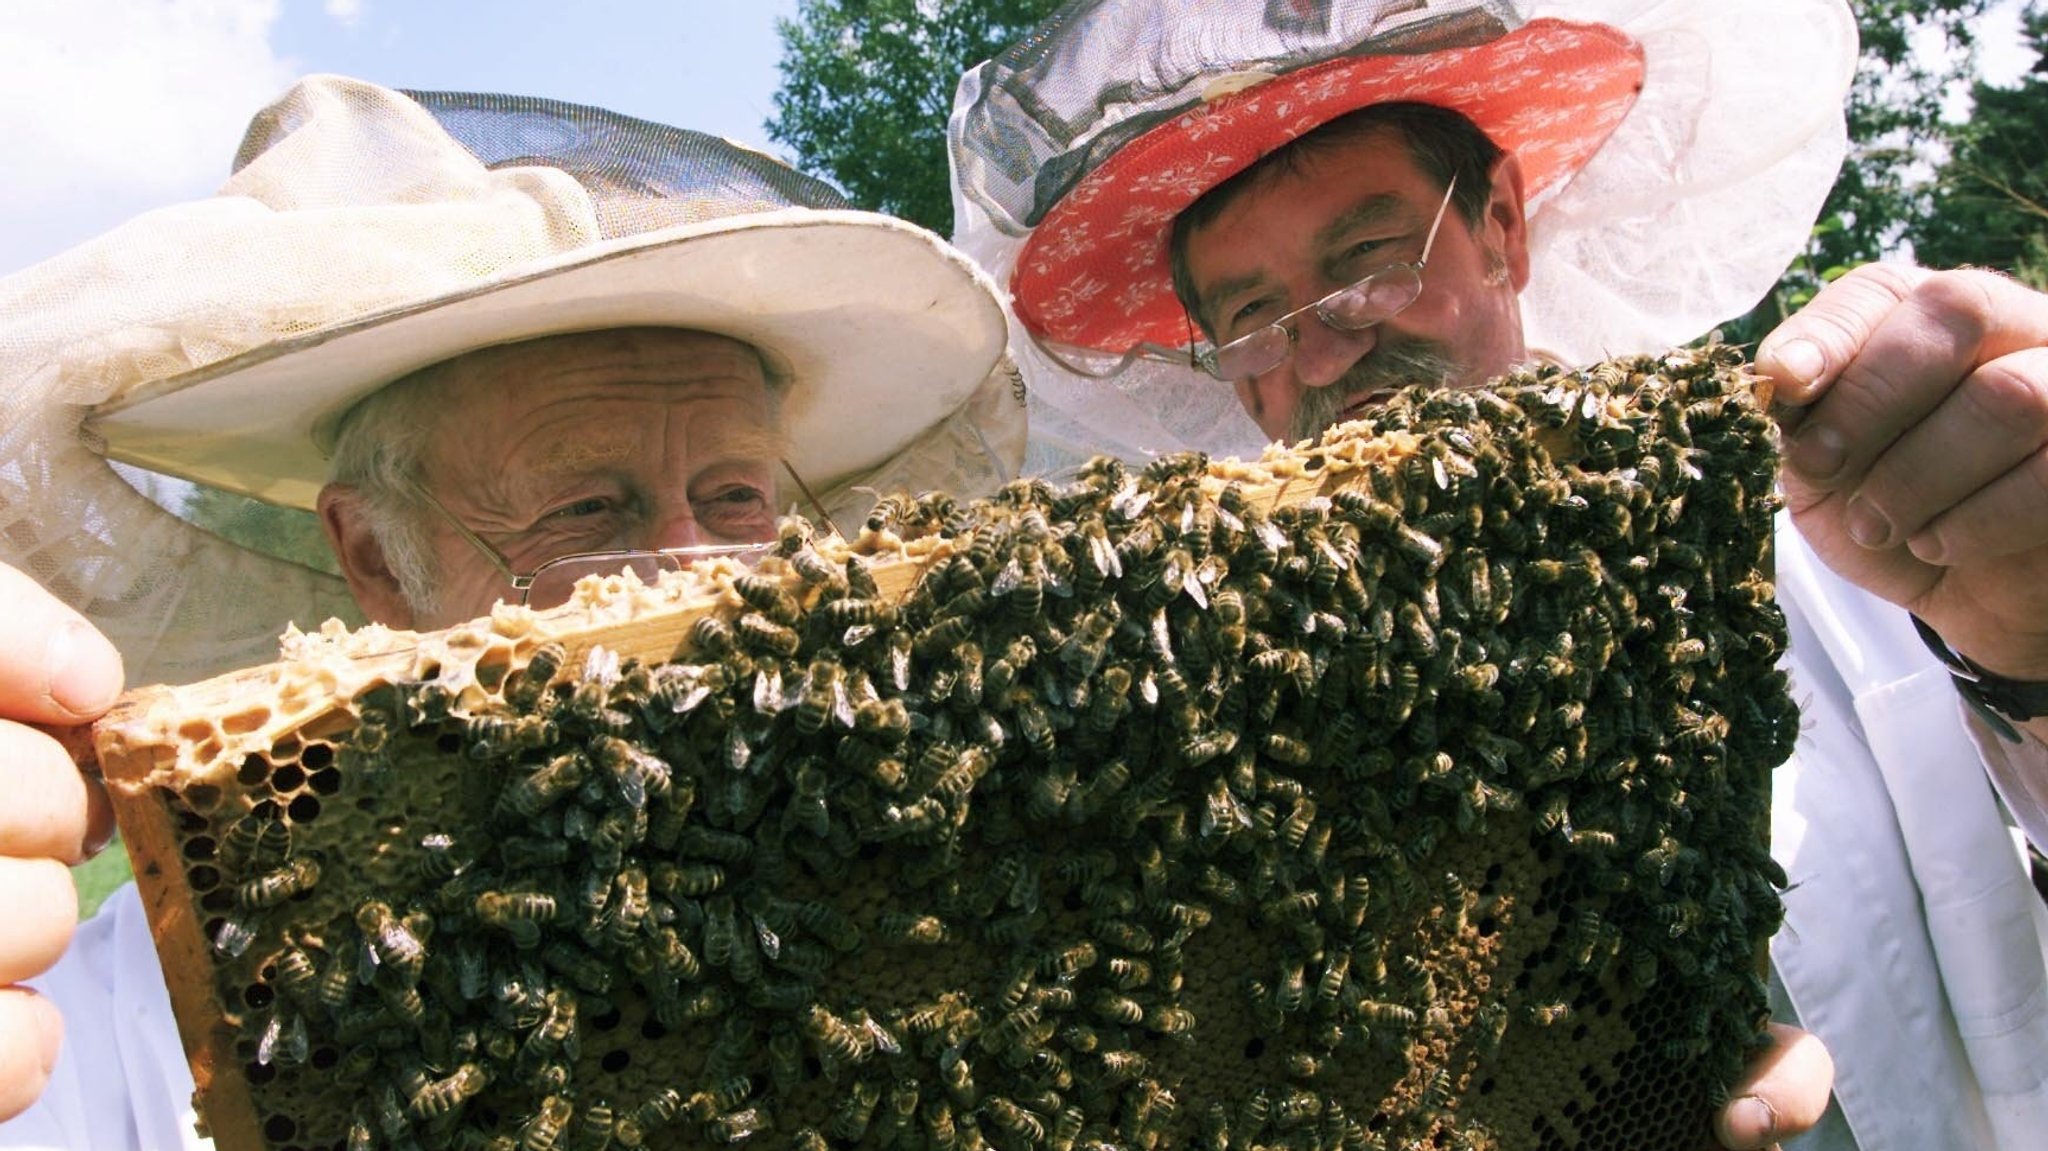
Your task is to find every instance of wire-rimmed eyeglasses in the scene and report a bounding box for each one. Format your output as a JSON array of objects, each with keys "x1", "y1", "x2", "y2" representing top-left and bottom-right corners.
[
  {"x1": 400, "y1": 474, "x2": 773, "y2": 610},
  {"x1": 1031, "y1": 176, "x2": 1459, "y2": 383}
]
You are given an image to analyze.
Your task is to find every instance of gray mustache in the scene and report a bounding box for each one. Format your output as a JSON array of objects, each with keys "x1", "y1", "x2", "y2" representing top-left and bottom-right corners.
[{"x1": 1288, "y1": 342, "x2": 1464, "y2": 441}]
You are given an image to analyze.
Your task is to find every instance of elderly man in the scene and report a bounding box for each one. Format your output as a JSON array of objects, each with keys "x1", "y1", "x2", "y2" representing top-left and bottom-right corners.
[
  {"x1": 0, "y1": 76, "x2": 1022, "y2": 1147},
  {"x1": 952, "y1": 2, "x2": 2048, "y2": 1149}
]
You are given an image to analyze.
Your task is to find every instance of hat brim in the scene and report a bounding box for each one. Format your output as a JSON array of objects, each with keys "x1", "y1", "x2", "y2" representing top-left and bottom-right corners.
[
  {"x1": 1011, "y1": 17, "x2": 1643, "y2": 354},
  {"x1": 89, "y1": 209, "x2": 1008, "y2": 511}
]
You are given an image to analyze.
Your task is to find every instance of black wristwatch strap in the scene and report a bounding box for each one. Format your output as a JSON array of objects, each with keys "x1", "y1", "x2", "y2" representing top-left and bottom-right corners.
[{"x1": 1912, "y1": 614, "x2": 2048, "y2": 743}]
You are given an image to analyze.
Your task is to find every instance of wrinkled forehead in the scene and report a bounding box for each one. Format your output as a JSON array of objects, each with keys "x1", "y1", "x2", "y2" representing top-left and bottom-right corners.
[{"x1": 428, "y1": 327, "x2": 773, "y2": 398}]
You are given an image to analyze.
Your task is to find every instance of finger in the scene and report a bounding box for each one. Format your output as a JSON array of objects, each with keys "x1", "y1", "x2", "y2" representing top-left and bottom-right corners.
[
  {"x1": 1777, "y1": 273, "x2": 1991, "y2": 492},
  {"x1": 0, "y1": 722, "x2": 101, "y2": 864},
  {"x1": 0, "y1": 987, "x2": 63, "y2": 1124},
  {"x1": 1715, "y1": 1023, "x2": 1835, "y2": 1149},
  {"x1": 1757, "y1": 263, "x2": 1930, "y2": 406},
  {"x1": 1844, "y1": 346, "x2": 2048, "y2": 552},
  {"x1": 0, "y1": 858, "x2": 77, "y2": 985},
  {"x1": 0, "y1": 564, "x2": 123, "y2": 725}
]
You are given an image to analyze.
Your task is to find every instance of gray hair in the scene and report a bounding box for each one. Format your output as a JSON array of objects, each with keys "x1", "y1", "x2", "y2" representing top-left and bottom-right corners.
[
  {"x1": 327, "y1": 362, "x2": 450, "y2": 618},
  {"x1": 326, "y1": 329, "x2": 792, "y2": 619}
]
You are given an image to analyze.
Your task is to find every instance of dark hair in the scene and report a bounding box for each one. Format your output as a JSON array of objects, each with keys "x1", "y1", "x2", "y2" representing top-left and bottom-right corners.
[{"x1": 1167, "y1": 102, "x2": 1504, "y2": 338}]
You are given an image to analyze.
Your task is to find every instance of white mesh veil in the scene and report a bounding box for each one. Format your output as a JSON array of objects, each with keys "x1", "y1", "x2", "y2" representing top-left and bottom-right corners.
[
  {"x1": 950, "y1": 0, "x2": 1858, "y2": 472},
  {"x1": 0, "y1": 75, "x2": 1023, "y2": 686}
]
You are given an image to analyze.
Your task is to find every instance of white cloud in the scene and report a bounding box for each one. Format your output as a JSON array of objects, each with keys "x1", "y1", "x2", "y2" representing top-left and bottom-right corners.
[
  {"x1": 0, "y1": 0, "x2": 296, "y2": 273},
  {"x1": 324, "y1": 0, "x2": 363, "y2": 26}
]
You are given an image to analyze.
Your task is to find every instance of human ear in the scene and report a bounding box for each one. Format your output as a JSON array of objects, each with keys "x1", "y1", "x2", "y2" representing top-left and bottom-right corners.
[
  {"x1": 316, "y1": 483, "x2": 417, "y2": 629},
  {"x1": 1484, "y1": 152, "x2": 1533, "y2": 292}
]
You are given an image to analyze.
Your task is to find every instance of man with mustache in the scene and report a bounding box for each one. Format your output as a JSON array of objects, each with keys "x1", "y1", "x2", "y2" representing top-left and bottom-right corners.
[{"x1": 953, "y1": 2, "x2": 2048, "y2": 1149}]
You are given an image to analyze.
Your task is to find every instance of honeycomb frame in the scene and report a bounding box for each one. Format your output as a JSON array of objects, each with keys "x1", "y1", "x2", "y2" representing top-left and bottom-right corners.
[{"x1": 93, "y1": 347, "x2": 1795, "y2": 1151}]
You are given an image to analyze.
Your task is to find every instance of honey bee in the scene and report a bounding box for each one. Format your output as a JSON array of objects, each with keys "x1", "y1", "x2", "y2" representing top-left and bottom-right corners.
[
  {"x1": 614, "y1": 1088, "x2": 683, "y2": 1148},
  {"x1": 255, "y1": 1006, "x2": 309, "y2": 1067},
  {"x1": 738, "y1": 612, "x2": 802, "y2": 657},
  {"x1": 591, "y1": 736, "x2": 670, "y2": 810},
  {"x1": 924, "y1": 1100, "x2": 962, "y2": 1151},
  {"x1": 406, "y1": 1062, "x2": 489, "y2": 1121},
  {"x1": 677, "y1": 826, "x2": 754, "y2": 864},
  {"x1": 499, "y1": 752, "x2": 588, "y2": 820},
  {"x1": 539, "y1": 939, "x2": 613, "y2": 995},
  {"x1": 516, "y1": 1094, "x2": 573, "y2": 1151},
  {"x1": 219, "y1": 810, "x2": 293, "y2": 875},
  {"x1": 475, "y1": 891, "x2": 558, "y2": 948},
  {"x1": 505, "y1": 642, "x2": 566, "y2": 709},
  {"x1": 795, "y1": 660, "x2": 853, "y2": 735},
  {"x1": 1092, "y1": 991, "x2": 1144, "y2": 1026},
  {"x1": 235, "y1": 855, "x2": 321, "y2": 910},
  {"x1": 464, "y1": 712, "x2": 557, "y2": 761},
  {"x1": 879, "y1": 912, "x2": 952, "y2": 946},
  {"x1": 984, "y1": 1097, "x2": 1044, "y2": 1142},
  {"x1": 828, "y1": 1079, "x2": 882, "y2": 1141},
  {"x1": 705, "y1": 1107, "x2": 770, "y2": 1144}
]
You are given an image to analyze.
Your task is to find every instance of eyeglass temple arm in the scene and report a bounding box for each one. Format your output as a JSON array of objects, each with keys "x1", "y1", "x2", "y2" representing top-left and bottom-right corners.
[
  {"x1": 1418, "y1": 174, "x2": 1459, "y2": 265},
  {"x1": 399, "y1": 473, "x2": 531, "y2": 589}
]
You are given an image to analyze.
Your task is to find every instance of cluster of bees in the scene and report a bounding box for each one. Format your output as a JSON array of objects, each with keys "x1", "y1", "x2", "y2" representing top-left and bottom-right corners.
[{"x1": 151, "y1": 346, "x2": 1794, "y2": 1151}]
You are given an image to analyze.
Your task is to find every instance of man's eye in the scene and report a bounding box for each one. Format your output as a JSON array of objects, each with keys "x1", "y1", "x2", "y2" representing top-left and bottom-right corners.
[
  {"x1": 705, "y1": 486, "x2": 769, "y2": 510},
  {"x1": 543, "y1": 497, "x2": 612, "y2": 521},
  {"x1": 1226, "y1": 300, "x2": 1275, "y2": 334}
]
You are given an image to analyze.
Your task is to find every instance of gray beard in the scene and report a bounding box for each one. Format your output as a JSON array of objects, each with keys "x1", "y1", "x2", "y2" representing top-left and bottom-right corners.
[{"x1": 1286, "y1": 340, "x2": 1464, "y2": 441}]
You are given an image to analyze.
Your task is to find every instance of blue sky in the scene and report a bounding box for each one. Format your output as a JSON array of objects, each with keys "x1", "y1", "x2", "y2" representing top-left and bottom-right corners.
[
  {"x1": 4, "y1": 0, "x2": 2038, "y2": 276},
  {"x1": 2, "y1": 0, "x2": 800, "y2": 273}
]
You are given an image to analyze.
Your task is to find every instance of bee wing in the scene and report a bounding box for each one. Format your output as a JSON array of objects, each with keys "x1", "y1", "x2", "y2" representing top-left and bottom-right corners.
[
  {"x1": 990, "y1": 556, "x2": 1024, "y2": 597},
  {"x1": 725, "y1": 726, "x2": 753, "y2": 773},
  {"x1": 888, "y1": 636, "x2": 912, "y2": 693},
  {"x1": 751, "y1": 913, "x2": 783, "y2": 960},
  {"x1": 1088, "y1": 530, "x2": 1123, "y2": 580},
  {"x1": 582, "y1": 644, "x2": 622, "y2": 686},
  {"x1": 1111, "y1": 481, "x2": 1152, "y2": 520},
  {"x1": 212, "y1": 914, "x2": 258, "y2": 959},
  {"x1": 842, "y1": 623, "x2": 877, "y2": 648},
  {"x1": 831, "y1": 679, "x2": 856, "y2": 729},
  {"x1": 1041, "y1": 557, "x2": 1072, "y2": 598},
  {"x1": 753, "y1": 666, "x2": 787, "y2": 715}
]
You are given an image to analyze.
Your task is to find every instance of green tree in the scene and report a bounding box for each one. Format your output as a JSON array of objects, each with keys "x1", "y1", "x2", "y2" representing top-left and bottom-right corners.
[
  {"x1": 771, "y1": 0, "x2": 2017, "y2": 340},
  {"x1": 182, "y1": 484, "x2": 340, "y2": 574},
  {"x1": 769, "y1": 0, "x2": 1067, "y2": 235},
  {"x1": 1909, "y1": 2, "x2": 2048, "y2": 288}
]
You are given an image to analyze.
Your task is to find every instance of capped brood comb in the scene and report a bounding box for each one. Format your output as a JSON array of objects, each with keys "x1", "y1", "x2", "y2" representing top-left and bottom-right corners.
[{"x1": 92, "y1": 345, "x2": 1795, "y2": 1151}]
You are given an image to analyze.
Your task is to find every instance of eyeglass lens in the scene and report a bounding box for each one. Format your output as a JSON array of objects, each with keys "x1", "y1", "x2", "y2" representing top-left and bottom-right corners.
[{"x1": 1210, "y1": 264, "x2": 1426, "y2": 381}]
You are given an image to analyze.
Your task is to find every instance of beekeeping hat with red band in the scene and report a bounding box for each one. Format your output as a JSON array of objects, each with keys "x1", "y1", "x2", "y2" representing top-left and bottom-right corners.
[
  {"x1": 949, "y1": 0, "x2": 1858, "y2": 469},
  {"x1": 0, "y1": 75, "x2": 1024, "y2": 683}
]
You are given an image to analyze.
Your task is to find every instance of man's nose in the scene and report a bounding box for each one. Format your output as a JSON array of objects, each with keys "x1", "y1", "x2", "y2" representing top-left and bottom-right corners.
[
  {"x1": 1291, "y1": 316, "x2": 1378, "y2": 390},
  {"x1": 641, "y1": 505, "x2": 707, "y2": 551}
]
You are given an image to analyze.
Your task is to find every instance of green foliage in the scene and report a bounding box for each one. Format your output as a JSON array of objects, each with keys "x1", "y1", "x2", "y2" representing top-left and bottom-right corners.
[
  {"x1": 769, "y1": 0, "x2": 1067, "y2": 234},
  {"x1": 74, "y1": 839, "x2": 134, "y2": 920},
  {"x1": 182, "y1": 484, "x2": 340, "y2": 575},
  {"x1": 1910, "y1": 2, "x2": 2048, "y2": 289}
]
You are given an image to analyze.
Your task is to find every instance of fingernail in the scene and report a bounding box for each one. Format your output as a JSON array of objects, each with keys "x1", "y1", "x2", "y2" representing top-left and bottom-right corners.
[
  {"x1": 1723, "y1": 1095, "x2": 1778, "y2": 1147},
  {"x1": 47, "y1": 619, "x2": 122, "y2": 718},
  {"x1": 1846, "y1": 496, "x2": 1893, "y2": 549},
  {"x1": 1789, "y1": 425, "x2": 1846, "y2": 483},
  {"x1": 1908, "y1": 530, "x2": 1948, "y2": 565},
  {"x1": 1769, "y1": 338, "x2": 1825, "y2": 385}
]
